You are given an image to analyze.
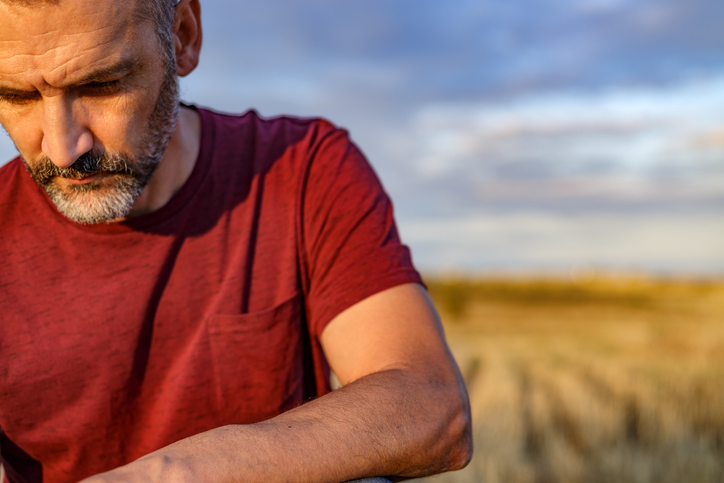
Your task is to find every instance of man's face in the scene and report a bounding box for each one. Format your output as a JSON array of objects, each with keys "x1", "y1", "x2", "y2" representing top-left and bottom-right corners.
[{"x1": 0, "y1": 0, "x2": 178, "y2": 224}]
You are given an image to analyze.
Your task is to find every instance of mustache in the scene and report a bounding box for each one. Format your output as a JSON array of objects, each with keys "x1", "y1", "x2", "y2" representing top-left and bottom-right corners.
[{"x1": 31, "y1": 150, "x2": 135, "y2": 184}]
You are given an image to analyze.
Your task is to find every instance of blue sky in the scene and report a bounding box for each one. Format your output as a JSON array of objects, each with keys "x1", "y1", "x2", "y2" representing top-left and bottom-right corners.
[{"x1": 2, "y1": 0, "x2": 723, "y2": 275}]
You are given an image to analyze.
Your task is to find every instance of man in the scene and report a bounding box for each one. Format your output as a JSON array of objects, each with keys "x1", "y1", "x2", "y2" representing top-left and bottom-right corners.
[{"x1": 0, "y1": 0, "x2": 472, "y2": 482}]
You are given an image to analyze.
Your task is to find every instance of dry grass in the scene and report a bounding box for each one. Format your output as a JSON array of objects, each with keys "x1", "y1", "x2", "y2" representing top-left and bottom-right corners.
[{"x1": 419, "y1": 275, "x2": 724, "y2": 483}]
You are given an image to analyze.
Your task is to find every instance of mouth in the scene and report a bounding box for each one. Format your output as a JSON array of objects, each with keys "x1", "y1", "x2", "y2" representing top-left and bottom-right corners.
[{"x1": 62, "y1": 173, "x2": 104, "y2": 185}]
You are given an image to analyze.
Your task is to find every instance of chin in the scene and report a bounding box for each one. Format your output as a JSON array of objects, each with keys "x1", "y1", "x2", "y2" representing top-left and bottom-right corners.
[{"x1": 47, "y1": 176, "x2": 143, "y2": 224}]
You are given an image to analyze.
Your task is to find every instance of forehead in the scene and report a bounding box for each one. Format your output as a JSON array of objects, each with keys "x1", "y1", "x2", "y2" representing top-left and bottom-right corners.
[{"x1": 0, "y1": 0, "x2": 150, "y2": 88}]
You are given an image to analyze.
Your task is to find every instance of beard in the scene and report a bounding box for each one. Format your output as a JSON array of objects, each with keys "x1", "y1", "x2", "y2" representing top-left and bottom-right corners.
[{"x1": 23, "y1": 59, "x2": 180, "y2": 225}]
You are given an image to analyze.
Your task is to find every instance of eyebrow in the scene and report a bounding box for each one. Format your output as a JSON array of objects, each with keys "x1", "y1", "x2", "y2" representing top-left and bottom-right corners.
[
  {"x1": 0, "y1": 57, "x2": 140, "y2": 97},
  {"x1": 70, "y1": 58, "x2": 140, "y2": 86}
]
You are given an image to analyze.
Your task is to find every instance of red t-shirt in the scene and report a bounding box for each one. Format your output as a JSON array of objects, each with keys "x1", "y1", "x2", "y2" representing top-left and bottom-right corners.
[{"x1": 0, "y1": 107, "x2": 422, "y2": 483}]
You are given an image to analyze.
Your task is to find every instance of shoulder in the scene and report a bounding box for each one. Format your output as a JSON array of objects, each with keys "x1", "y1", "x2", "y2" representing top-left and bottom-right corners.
[
  {"x1": 0, "y1": 157, "x2": 27, "y2": 200},
  {"x1": 0, "y1": 157, "x2": 51, "y2": 232},
  {"x1": 0, "y1": 157, "x2": 23, "y2": 178},
  {"x1": 196, "y1": 106, "x2": 360, "y2": 185},
  {"x1": 197, "y1": 106, "x2": 342, "y2": 152}
]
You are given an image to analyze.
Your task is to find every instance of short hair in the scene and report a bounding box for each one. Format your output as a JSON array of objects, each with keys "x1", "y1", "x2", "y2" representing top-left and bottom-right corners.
[{"x1": 133, "y1": 0, "x2": 178, "y2": 67}]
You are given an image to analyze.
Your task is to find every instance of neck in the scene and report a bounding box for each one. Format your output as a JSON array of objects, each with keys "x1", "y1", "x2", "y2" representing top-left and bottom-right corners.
[{"x1": 125, "y1": 105, "x2": 201, "y2": 218}]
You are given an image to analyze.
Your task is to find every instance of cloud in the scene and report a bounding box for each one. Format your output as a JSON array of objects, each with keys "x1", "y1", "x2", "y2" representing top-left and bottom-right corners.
[
  {"x1": 399, "y1": 211, "x2": 724, "y2": 275},
  {"x1": 187, "y1": 0, "x2": 724, "y2": 108},
  {"x1": 2, "y1": 0, "x2": 722, "y2": 274},
  {"x1": 381, "y1": 76, "x2": 724, "y2": 217}
]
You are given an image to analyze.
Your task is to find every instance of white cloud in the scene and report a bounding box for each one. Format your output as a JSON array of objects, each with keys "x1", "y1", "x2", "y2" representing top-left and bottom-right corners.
[
  {"x1": 399, "y1": 211, "x2": 724, "y2": 275},
  {"x1": 392, "y1": 76, "x2": 724, "y2": 199}
]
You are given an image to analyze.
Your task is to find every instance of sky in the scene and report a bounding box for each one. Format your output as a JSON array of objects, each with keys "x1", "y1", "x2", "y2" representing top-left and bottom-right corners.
[{"x1": 1, "y1": 0, "x2": 723, "y2": 276}]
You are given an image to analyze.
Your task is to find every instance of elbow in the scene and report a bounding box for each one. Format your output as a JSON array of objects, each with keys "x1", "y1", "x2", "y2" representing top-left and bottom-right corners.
[
  {"x1": 441, "y1": 388, "x2": 473, "y2": 472},
  {"x1": 417, "y1": 379, "x2": 473, "y2": 475},
  {"x1": 451, "y1": 415, "x2": 474, "y2": 471},
  {"x1": 384, "y1": 368, "x2": 474, "y2": 479}
]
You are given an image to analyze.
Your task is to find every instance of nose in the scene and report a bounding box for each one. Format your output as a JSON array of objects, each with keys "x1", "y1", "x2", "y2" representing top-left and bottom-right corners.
[{"x1": 40, "y1": 95, "x2": 94, "y2": 168}]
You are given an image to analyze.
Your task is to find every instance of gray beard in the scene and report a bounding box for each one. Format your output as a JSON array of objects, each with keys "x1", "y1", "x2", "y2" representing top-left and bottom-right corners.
[
  {"x1": 24, "y1": 64, "x2": 179, "y2": 225},
  {"x1": 37, "y1": 152, "x2": 153, "y2": 225}
]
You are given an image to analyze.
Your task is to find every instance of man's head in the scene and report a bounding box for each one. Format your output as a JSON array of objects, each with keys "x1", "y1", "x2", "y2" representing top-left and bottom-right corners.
[{"x1": 0, "y1": 0, "x2": 202, "y2": 223}]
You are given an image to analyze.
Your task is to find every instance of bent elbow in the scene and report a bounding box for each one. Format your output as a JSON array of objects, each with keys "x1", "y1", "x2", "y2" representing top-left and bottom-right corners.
[
  {"x1": 390, "y1": 369, "x2": 473, "y2": 478},
  {"x1": 420, "y1": 381, "x2": 473, "y2": 475},
  {"x1": 442, "y1": 393, "x2": 473, "y2": 471}
]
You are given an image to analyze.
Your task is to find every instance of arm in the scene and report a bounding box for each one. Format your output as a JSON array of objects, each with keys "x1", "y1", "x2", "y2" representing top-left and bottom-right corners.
[{"x1": 80, "y1": 283, "x2": 472, "y2": 483}]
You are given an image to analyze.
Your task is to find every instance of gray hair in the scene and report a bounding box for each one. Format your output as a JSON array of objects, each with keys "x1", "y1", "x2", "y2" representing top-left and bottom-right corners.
[{"x1": 133, "y1": 0, "x2": 180, "y2": 68}]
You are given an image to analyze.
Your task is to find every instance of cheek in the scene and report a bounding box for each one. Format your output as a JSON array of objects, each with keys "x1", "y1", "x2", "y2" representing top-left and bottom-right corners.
[{"x1": 84, "y1": 93, "x2": 155, "y2": 153}]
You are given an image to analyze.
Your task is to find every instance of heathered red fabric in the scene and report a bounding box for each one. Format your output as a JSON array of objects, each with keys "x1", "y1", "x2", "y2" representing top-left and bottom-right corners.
[{"x1": 0, "y1": 107, "x2": 422, "y2": 483}]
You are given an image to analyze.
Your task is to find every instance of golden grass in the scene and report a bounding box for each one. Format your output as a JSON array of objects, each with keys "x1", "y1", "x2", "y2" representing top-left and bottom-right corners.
[{"x1": 420, "y1": 276, "x2": 724, "y2": 483}]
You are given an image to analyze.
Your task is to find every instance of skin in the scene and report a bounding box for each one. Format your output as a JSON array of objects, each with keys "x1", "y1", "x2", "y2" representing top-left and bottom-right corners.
[
  {"x1": 0, "y1": 0, "x2": 201, "y2": 218},
  {"x1": 0, "y1": 0, "x2": 473, "y2": 481}
]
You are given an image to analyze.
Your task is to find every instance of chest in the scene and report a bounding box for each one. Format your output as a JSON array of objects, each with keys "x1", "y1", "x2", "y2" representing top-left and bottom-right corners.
[{"x1": 0, "y1": 210, "x2": 306, "y2": 466}]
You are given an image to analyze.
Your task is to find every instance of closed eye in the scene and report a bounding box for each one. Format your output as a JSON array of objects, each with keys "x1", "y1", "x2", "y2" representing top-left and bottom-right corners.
[
  {"x1": 79, "y1": 80, "x2": 124, "y2": 96},
  {"x1": 0, "y1": 90, "x2": 40, "y2": 105}
]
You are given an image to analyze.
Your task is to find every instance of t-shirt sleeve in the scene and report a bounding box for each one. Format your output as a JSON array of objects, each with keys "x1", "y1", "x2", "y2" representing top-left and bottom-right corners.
[{"x1": 299, "y1": 124, "x2": 423, "y2": 337}]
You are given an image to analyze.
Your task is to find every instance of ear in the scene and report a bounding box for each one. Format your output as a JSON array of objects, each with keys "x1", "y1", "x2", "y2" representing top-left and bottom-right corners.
[{"x1": 173, "y1": 0, "x2": 202, "y2": 77}]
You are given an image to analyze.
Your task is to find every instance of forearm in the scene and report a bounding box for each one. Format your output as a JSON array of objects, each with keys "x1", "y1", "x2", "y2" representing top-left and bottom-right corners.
[
  {"x1": 83, "y1": 284, "x2": 473, "y2": 483},
  {"x1": 87, "y1": 368, "x2": 471, "y2": 483},
  {"x1": 244, "y1": 368, "x2": 471, "y2": 481}
]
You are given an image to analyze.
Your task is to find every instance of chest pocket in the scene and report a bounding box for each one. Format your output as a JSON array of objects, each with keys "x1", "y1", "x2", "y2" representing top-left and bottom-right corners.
[{"x1": 206, "y1": 292, "x2": 305, "y2": 423}]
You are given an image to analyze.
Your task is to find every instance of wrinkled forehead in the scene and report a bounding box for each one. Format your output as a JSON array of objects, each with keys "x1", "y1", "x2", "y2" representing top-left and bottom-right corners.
[
  {"x1": 0, "y1": 0, "x2": 148, "y2": 16},
  {"x1": 0, "y1": 0, "x2": 139, "y2": 46},
  {"x1": 0, "y1": 0, "x2": 155, "y2": 87}
]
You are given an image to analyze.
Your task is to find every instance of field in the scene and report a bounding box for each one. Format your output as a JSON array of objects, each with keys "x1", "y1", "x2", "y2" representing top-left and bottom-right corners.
[{"x1": 419, "y1": 276, "x2": 724, "y2": 483}]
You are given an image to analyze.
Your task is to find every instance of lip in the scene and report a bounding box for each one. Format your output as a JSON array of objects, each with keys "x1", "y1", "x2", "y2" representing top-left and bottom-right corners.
[{"x1": 63, "y1": 174, "x2": 102, "y2": 185}]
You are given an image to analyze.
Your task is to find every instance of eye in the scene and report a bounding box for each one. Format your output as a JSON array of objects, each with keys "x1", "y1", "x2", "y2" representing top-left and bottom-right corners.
[
  {"x1": 0, "y1": 91, "x2": 40, "y2": 105},
  {"x1": 80, "y1": 80, "x2": 123, "y2": 96}
]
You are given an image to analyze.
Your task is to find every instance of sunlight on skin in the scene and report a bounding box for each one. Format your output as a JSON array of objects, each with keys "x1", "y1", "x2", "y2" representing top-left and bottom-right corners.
[{"x1": 0, "y1": 0, "x2": 201, "y2": 221}]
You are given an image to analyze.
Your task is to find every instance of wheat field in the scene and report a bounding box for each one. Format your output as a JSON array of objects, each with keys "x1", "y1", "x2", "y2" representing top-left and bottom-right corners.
[{"x1": 419, "y1": 276, "x2": 724, "y2": 483}]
